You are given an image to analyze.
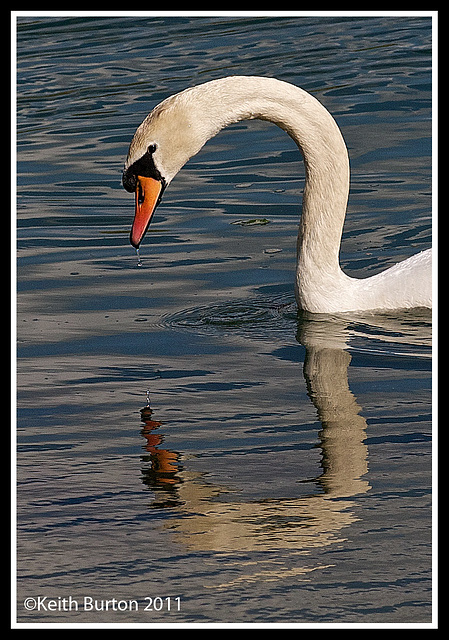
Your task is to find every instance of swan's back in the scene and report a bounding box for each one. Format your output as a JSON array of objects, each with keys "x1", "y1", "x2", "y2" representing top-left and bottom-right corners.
[
  {"x1": 346, "y1": 247, "x2": 432, "y2": 312},
  {"x1": 378, "y1": 247, "x2": 431, "y2": 307}
]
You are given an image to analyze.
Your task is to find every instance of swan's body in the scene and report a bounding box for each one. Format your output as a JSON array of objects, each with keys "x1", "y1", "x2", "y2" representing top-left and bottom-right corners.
[{"x1": 123, "y1": 76, "x2": 431, "y2": 313}]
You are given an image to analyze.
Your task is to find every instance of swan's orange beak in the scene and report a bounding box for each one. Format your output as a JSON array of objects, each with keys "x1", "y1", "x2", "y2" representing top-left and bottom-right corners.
[{"x1": 130, "y1": 176, "x2": 163, "y2": 249}]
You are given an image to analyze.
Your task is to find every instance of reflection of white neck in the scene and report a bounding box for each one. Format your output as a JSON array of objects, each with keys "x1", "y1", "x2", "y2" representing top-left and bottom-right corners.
[
  {"x1": 304, "y1": 346, "x2": 369, "y2": 498},
  {"x1": 131, "y1": 76, "x2": 432, "y2": 313},
  {"x1": 158, "y1": 321, "x2": 371, "y2": 552}
]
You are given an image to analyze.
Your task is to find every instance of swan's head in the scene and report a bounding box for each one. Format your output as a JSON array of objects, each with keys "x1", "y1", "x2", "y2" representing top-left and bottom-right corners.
[{"x1": 122, "y1": 89, "x2": 214, "y2": 248}]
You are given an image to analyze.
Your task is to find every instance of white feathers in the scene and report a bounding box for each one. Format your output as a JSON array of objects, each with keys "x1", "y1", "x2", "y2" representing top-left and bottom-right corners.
[{"x1": 126, "y1": 76, "x2": 432, "y2": 313}]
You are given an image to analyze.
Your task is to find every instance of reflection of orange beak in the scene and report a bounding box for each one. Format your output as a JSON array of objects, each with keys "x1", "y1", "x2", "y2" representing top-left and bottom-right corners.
[{"x1": 130, "y1": 175, "x2": 162, "y2": 249}]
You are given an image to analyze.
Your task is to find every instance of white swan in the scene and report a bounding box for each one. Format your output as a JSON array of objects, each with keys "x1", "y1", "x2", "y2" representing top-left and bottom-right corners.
[{"x1": 122, "y1": 76, "x2": 432, "y2": 313}]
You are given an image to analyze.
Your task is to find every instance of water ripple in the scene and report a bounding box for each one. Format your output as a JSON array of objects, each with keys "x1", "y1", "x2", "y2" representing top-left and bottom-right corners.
[{"x1": 163, "y1": 294, "x2": 297, "y2": 339}]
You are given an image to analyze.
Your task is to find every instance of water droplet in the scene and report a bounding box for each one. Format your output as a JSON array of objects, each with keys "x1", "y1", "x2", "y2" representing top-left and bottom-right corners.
[
  {"x1": 136, "y1": 248, "x2": 143, "y2": 267},
  {"x1": 146, "y1": 389, "x2": 151, "y2": 407}
]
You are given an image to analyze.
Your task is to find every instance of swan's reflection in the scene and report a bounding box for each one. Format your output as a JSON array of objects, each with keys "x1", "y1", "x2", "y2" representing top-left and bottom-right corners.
[
  {"x1": 138, "y1": 310, "x2": 430, "y2": 559},
  {"x1": 140, "y1": 404, "x2": 184, "y2": 508},
  {"x1": 299, "y1": 314, "x2": 370, "y2": 499}
]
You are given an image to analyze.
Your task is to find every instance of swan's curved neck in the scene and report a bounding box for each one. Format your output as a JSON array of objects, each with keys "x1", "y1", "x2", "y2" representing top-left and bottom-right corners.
[
  {"x1": 185, "y1": 77, "x2": 350, "y2": 287},
  {"x1": 127, "y1": 76, "x2": 431, "y2": 313}
]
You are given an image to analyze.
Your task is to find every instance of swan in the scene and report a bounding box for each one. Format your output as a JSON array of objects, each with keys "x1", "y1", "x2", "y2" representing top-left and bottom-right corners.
[{"x1": 122, "y1": 76, "x2": 432, "y2": 313}]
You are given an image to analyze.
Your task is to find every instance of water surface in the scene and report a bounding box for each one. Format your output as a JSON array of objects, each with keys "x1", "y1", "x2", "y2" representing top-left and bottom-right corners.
[{"x1": 16, "y1": 15, "x2": 432, "y2": 625}]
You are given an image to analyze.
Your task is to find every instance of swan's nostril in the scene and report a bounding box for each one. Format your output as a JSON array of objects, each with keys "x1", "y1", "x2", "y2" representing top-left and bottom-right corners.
[{"x1": 137, "y1": 182, "x2": 145, "y2": 206}]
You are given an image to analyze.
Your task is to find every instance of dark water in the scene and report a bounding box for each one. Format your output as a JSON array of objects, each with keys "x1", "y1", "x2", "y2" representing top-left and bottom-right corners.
[{"x1": 15, "y1": 15, "x2": 433, "y2": 626}]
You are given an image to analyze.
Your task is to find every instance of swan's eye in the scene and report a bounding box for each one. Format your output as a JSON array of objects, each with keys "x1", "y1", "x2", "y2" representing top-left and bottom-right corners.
[{"x1": 123, "y1": 145, "x2": 165, "y2": 194}]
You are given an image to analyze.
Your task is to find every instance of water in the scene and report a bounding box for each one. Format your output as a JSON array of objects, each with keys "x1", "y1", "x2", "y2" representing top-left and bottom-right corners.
[{"x1": 15, "y1": 15, "x2": 433, "y2": 626}]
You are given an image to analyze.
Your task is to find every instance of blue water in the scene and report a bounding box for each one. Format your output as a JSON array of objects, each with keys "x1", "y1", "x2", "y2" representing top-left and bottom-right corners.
[{"x1": 15, "y1": 15, "x2": 432, "y2": 625}]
